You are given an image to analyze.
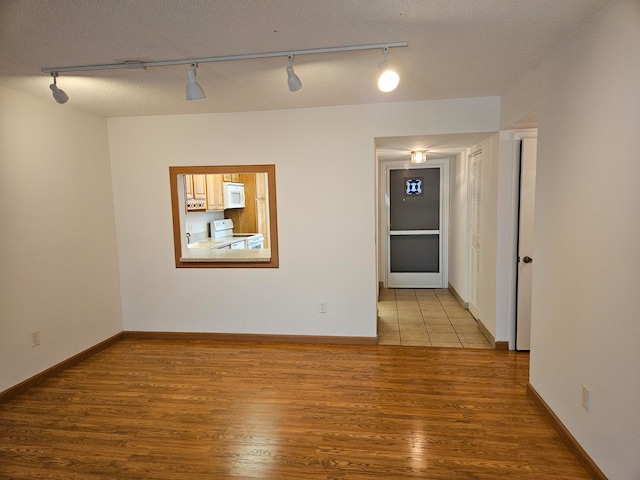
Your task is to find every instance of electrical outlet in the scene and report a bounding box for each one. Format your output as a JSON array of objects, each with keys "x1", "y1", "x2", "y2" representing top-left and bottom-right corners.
[
  {"x1": 319, "y1": 301, "x2": 327, "y2": 313},
  {"x1": 31, "y1": 330, "x2": 40, "y2": 347},
  {"x1": 187, "y1": 224, "x2": 193, "y2": 233},
  {"x1": 581, "y1": 385, "x2": 591, "y2": 412}
]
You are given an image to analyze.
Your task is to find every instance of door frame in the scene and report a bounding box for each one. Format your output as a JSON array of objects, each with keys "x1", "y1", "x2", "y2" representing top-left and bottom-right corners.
[
  {"x1": 515, "y1": 134, "x2": 537, "y2": 350},
  {"x1": 381, "y1": 158, "x2": 450, "y2": 289},
  {"x1": 502, "y1": 129, "x2": 538, "y2": 349}
]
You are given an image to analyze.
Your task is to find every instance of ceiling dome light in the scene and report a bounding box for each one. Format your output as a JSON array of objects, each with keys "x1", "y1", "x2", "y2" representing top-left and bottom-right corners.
[
  {"x1": 49, "y1": 72, "x2": 68, "y2": 104},
  {"x1": 411, "y1": 150, "x2": 427, "y2": 164},
  {"x1": 185, "y1": 63, "x2": 205, "y2": 100},
  {"x1": 286, "y1": 55, "x2": 302, "y2": 92},
  {"x1": 377, "y1": 47, "x2": 399, "y2": 93}
]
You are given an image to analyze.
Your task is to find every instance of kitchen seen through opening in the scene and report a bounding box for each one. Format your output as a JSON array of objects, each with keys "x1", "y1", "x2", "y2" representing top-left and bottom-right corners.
[{"x1": 169, "y1": 165, "x2": 278, "y2": 268}]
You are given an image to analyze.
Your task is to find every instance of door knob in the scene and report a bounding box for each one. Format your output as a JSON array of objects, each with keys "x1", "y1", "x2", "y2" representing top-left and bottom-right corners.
[{"x1": 523, "y1": 256, "x2": 533, "y2": 264}]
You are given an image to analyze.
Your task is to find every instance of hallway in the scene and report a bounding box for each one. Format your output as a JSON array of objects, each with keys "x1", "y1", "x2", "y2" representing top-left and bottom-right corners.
[{"x1": 377, "y1": 288, "x2": 493, "y2": 348}]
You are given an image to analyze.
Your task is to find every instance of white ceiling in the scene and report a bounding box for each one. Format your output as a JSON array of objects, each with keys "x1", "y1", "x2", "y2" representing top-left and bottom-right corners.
[{"x1": 0, "y1": 0, "x2": 610, "y2": 152}]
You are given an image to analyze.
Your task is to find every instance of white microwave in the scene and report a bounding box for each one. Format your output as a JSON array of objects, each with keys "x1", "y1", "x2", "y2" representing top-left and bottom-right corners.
[{"x1": 223, "y1": 182, "x2": 245, "y2": 209}]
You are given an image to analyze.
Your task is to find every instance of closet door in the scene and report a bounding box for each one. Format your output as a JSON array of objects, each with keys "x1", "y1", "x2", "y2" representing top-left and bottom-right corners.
[{"x1": 468, "y1": 151, "x2": 482, "y2": 318}]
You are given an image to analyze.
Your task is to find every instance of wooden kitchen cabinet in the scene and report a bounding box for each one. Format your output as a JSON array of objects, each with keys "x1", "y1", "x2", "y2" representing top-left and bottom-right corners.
[
  {"x1": 185, "y1": 174, "x2": 206, "y2": 200},
  {"x1": 185, "y1": 174, "x2": 194, "y2": 199},
  {"x1": 205, "y1": 174, "x2": 224, "y2": 211},
  {"x1": 223, "y1": 173, "x2": 240, "y2": 182},
  {"x1": 256, "y1": 172, "x2": 267, "y2": 200},
  {"x1": 192, "y1": 174, "x2": 206, "y2": 199},
  {"x1": 255, "y1": 172, "x2": 270, "y2": 248}
]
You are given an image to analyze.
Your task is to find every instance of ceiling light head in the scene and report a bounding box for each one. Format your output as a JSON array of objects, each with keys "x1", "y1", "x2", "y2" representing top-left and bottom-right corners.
[
  {"x1": 286, "y1": 55, "x2": 302, "y2": 92},
  {"x1": 378, "y1": 69, "x2": 399, "y2": 92},
  {"x1": 377, "y1": 47, "x2": 399, "y2": 93},
  {"x1": 411, "y1": 150, "x2": 428, "y2": 164},
  {"x1": 185, "y1": 63, "x2": 206, "y2": 100},
  {"x1": 49, "y1": 72, "x2": 69, "y2": 104}
]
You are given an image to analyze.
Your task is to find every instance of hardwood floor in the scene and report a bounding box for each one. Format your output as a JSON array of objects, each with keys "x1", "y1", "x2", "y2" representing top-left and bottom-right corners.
[{"x1": 0, "y1": 340, "x2": 592, "y2": 479}]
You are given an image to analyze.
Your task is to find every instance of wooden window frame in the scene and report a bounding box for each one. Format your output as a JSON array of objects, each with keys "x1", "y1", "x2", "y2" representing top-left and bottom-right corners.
[{"x1": 169, "y1": 164, "x2": 279, "y2": 268}]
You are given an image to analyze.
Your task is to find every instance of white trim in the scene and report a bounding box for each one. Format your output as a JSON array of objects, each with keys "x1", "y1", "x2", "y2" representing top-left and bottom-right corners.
[
  {"x1": 508, "y1": 129, "x2": 538, "y2": 349},
  {"x1": 390, "y1": 230, "x2": 440, "y2": 235}
]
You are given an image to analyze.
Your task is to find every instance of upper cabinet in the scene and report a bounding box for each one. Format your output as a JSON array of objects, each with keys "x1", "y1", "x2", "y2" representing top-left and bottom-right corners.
[
  {"x1": 223, "y1": 173, "x2": 241, "y2": 183},
  {"x1": 205, "y1": 174, "x2": 224, "y2": 211},
  {"x1": 185, "y1": 174, "x2": 206, "y2": 210},
  {"x1": 185, "y1": 174, "x2": 194, "y2": 199},
  {"x1": 186, "y1": 174, "x2": 220, "y2": 211},
  {"x1": 192, "y1": 174, "x2": 206, "y2": 199}
]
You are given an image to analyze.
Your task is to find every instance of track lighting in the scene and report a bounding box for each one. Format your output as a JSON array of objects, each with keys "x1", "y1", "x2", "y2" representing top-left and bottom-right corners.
[
  {"x1": 185, "y1": 63, "x2": 206, "y2": 100},
  {"x1": 286, "y1": 55, "x2": 302, "y2": 92},
  {"x1": 411, "y1": 150, "x2": 427, "y2": 164},
  {"x1": 49, "y1": 73, "x2": 68, "y2": 104},
  {"x1": 42, "y1": 42, "x2": 408, "y2": 103},
  {"x1": 377, "y1": 47, "x2": 400, "y2": 93}
]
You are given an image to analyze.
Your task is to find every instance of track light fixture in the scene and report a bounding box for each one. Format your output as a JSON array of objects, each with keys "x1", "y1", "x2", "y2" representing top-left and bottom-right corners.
[
  {"x1": 286, "y1": 55, "x2": 302, "y2": 92},
  {"x1": 377, "y1": 47, "x2": 400, "y2": 93},
  {"x1": 49, "y1": 72, "x2": 69, "y2": 104},
  {"x1": 185, "y1": 63, "x2": 206, "y2": 100},
  {"x1": 42, "y1": 41, "x2": 408, "y2": 103},
  {"x1": 411, "y1": 150, "x2": 428, "y2": 164}
]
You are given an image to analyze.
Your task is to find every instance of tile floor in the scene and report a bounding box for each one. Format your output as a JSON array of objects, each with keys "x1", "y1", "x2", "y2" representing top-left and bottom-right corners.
[{"x1": 377, "y1": 288, "x2": 493, "y2": 348}]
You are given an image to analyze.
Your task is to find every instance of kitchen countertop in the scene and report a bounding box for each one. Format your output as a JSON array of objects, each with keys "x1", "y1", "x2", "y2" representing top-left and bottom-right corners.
[
  {"x1": 183, "y1": 236, "x2": 269, "y2": 263},
  {"x1": 187, "y1": 235, "x2": 260, "y2": 249},
  {"x1": 181, "y1": 248, "x2": 271, "y2": 263},
  {"x1": 187, "y1": 236, "x2": 239, "y2": 249}
]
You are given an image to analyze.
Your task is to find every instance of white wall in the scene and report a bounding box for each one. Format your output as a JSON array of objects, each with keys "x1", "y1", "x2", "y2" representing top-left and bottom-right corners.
[
  {"x1": 0, "y1": 86, "x2": 123, "y2": 392},
  {"x1": 448, "y1": 151, "x2": 469, "y2": 300},
  {"x1": 504, "y1": 0, "x2": 640, "y2": 477},
  {"x1": 107, "y1": 97, "x2": 500, "y2": 338}
]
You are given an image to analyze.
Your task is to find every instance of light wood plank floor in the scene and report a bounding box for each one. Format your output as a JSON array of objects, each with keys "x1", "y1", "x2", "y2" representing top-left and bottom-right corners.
[{"x1": 0, "y1": 340, "x2": 591, "y2": 479}]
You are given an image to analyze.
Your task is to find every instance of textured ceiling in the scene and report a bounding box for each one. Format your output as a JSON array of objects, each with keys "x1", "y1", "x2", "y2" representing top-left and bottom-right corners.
[
  {"x1": 376, "y1": 133, "x2": 498, "y2": 161},
  {"x1": 0, "y1": 0, "x2": 611, "y2": 158},
  {"x1": 0, "y1": 0, "x2": 610, "y2": 120}
]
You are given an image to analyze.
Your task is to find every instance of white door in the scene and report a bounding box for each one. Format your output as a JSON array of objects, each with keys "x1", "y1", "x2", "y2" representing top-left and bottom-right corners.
[
  {"x1": 386, "y1": 160, "x2": 449, "y2": 288},
  {"x1": 516, "y1": 137, "x2": 537, "y2": 350},
  {"x1": 468, "y1": 151, "x2": 482, "y2": 319}
]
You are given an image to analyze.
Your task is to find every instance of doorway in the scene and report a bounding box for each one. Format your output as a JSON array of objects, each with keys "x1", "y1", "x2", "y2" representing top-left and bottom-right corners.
[{"x1": 383, "y1": 159, "x2": 449, "y2": 288}]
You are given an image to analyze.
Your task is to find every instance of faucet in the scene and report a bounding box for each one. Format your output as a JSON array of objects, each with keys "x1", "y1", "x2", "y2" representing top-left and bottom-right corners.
[{"x1": 186, "y1": 232, "x2": 191, "y2": 244}]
